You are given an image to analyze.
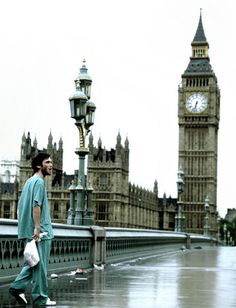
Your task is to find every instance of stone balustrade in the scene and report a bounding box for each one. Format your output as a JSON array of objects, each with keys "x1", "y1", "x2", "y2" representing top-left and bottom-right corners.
[{"x1": 0, "y1": 219, "x2": 216, "y2": 283}]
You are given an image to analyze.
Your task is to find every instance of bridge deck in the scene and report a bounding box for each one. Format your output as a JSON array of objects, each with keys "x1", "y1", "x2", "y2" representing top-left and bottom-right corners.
[{"x1": 0, "y1": 247, "x2": 235, "y2": 308}]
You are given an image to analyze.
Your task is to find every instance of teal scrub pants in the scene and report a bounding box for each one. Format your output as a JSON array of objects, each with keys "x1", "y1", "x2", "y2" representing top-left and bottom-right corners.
[{"x1": 10, "y1": 239, "x2": 52, "y2": 305}]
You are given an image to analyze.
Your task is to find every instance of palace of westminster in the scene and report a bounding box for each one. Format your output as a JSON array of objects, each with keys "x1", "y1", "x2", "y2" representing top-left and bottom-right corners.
[{"x1": 1, "y1": 13, "x2": 233, "y2": 236}]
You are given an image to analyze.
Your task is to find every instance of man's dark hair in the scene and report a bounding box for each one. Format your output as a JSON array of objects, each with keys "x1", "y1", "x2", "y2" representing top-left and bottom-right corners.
[{"x1": 31, "y1": 152, "x2": 50, "y2": 173}]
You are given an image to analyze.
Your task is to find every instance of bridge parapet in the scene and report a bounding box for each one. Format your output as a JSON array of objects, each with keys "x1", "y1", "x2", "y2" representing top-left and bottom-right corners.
[
  {"x1": 0, "y1": 219, "x2": 216, "y2": 283},
  {"x1": 105, "y1": 228, "x2": 216, "y2": 264}
]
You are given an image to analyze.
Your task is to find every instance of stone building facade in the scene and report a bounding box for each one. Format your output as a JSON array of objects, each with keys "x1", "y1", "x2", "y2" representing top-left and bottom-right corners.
[
  {"x1": 86, "y1": 132, "x2": 173, "y2": 229},
  {"x1": 0, "y1": 160, "x2": 19, "y2": 184},
  {"x1": 19, "y1": 131, "x2": 71, "y2": 224},
  {"x1": 225, "y1": 209, "x2": 236, "y2": 223},
  {"x1": 0, "y1": 130, "x2": 176, "y2": 230},
  {"x1": 87, "y1": 132, "x2": 130, "y2": 227},
  {"x1": 0, "y1": 160, "x2": 19, "y2": 218},
  {"x1": 0, "y1": 131, "x2": 71, "y2": 223}
]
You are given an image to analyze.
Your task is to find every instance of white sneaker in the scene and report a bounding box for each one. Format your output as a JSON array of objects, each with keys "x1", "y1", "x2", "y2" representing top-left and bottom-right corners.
[
  {"x1": 9, "y1": 288, "x2": 27, "y2": 305},
  {"x1": 46, "y1": 298, "x2": 56, "y2": 306},
  {"x1": 19, "y1": 293, "x2": 27, "y2": 304}
]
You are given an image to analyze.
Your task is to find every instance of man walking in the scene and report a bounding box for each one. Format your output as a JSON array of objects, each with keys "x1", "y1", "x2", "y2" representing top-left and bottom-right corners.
[{"x1": 9, "y1": 152, "x2": 56, "y2": 306}]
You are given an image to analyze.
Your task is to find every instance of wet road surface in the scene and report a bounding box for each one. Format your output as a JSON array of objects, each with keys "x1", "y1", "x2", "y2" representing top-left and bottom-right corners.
[{"x1": 1, "y1": 247, "x2": 236, "y2": 307}]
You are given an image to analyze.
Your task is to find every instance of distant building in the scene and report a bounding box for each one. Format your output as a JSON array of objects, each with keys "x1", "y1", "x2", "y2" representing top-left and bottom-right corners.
[
  {"x1": 0, "y1": 160, "x2": 19, "y2": 183},
  {"x1": 158, "y1": 194, "x2": 177, "y2": 230},
  {"x1": 19, "y1": 131, "x2": 71, "y2": 224},
  {"x1": 0, "y1": 129, "x2": 176, "y2": 230},
  {"x1": 225, "y1": 209, "x2": 236, "y2": 223},
  {"x1": 0, "y1": 160, "x2": 19, "y2": 218},
  {"x1": 87, "y1": 132, "x2": 175, "y2": 229}
]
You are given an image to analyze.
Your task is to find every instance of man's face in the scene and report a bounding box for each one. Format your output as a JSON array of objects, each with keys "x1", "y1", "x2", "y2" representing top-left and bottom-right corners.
[{"x1": 41, "y1": 157, "x2": 53, "y2": 176}]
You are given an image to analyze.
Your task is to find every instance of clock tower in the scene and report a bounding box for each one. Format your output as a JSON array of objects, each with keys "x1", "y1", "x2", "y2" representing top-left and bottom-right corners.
[{"x1": 178, "y1": 12, "x2": 220, "y2": 235}]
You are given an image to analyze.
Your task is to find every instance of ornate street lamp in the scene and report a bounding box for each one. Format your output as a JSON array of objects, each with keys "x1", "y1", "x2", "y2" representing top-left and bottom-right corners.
[
  {"x1": 203, "y1": 196, "x2": 210, "y2": 236},
  {"x1": 175, "y1": 167, "x2": 185, "y2": 232},
  {"x1": 67, "y1": 60, "x2": 96, "y2": 226}
]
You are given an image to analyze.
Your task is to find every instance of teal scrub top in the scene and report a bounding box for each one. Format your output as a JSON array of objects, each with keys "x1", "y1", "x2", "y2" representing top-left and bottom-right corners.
[{"x1": 17, "y1": 175, "x2": 54, "y2": 240}]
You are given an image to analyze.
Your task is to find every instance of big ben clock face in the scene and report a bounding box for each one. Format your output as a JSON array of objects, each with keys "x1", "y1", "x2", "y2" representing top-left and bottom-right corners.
[{"x1": 186, "y1": 93, "x2": 207, "y2": 113}]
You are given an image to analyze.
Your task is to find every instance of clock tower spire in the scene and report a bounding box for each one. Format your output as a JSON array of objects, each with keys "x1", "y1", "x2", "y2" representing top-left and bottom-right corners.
[
  {"x1": 192, "y1": 9, "x2": 208, "y2": 50},
  {"x1": 178, "y1": 11, "x2": 220, "y2": 236}
]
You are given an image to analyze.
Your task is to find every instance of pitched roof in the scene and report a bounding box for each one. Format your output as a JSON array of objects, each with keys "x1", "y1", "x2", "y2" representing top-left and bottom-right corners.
[
  {"x1": 184, "y1": 58, "x2": 213, "y2": 75},
  {"x1": 192, "y1": 12, "x2": 208, "y2": 45}
]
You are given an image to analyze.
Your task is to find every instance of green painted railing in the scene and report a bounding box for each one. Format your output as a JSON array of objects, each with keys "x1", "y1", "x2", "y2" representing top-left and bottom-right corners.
[
  {"x1": 105, "y1": 227, "x2": 216, "y2": 263},
  {"x1": 0, "y1": 219, "x2": 216, "y2": 283}
]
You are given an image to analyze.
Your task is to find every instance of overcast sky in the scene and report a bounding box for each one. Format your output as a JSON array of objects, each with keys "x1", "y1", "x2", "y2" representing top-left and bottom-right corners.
[{"x1": 0, "y1": 0, "x2": 235, "y2": 217}]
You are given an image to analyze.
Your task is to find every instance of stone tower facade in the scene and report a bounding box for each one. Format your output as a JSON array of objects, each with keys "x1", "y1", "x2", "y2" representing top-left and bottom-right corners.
[
  {"x1": 87, "y1": 132, "x2": 130, "y2": 227},
  {"x1": 178, "y1": 13, "x2": 220, "y2": 235},
  {"x1": 87, "y1": 133, "x2": 160, "y2": 229},
  {"x1": 18, "y1": 131, "x2": 70, "y2": 223},
  {"x1": 19, "y1": 131, "x2": 63, "y2": 191}
]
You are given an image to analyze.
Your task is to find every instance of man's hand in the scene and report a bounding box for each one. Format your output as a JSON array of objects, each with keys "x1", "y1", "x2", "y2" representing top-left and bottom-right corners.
[{"x1": 33, "y1": 226, "x2": 40, "y2": 241}]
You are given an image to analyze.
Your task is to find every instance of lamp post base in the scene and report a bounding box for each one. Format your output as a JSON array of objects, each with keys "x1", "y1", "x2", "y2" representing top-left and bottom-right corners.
[
  {"x1": 83, "y1": 210, "x2": 94, "y2": 226},
  {"x1": 74, "y1": 210, "x2": 84, "y2": 225},
  {"x1": 67, "y1": 209, "x2": 75, "y2": 225}
]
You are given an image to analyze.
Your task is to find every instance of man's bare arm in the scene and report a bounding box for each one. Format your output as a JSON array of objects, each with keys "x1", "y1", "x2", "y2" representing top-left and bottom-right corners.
[{"x1": 32, "y1": 205, "x2": 40, "y2": 241}]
